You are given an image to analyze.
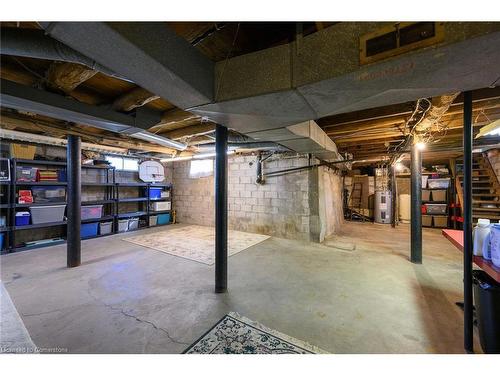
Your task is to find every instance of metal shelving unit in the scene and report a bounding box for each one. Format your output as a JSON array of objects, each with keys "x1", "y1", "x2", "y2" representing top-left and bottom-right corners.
[{"x1": 1, "y1": 158, "x2": 173, "y2": 254}]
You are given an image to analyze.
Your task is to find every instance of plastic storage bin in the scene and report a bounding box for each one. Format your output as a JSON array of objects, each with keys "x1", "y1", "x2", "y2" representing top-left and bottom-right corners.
[
  {"x1": 81, "y1": 222, "x2": 98, "y2": 238},
  {"x1": 433, "y1": 216, "x2": 448, "y2": 228},
  {"x1": 99, "y1": 221, "x2": 113, "y2": 235},
  {"x1": 149, "y1": 215, "x2": 158, "y2": 226},
  {"x1": 150, "y1": 201, "x2": 171, "y2": 211},
  {"x1": 157, "y1": 213, "x2": 171, "y2": 225},
  {"x1": 422, "y1": 215, "x2": 433, "y2": 227},
  {"x1": 15, "y1": 212, "x2": 31, "y2": 226},
  {"x1": 118, "y1": 219, "x2": 129, "y2": 233},
  {"x1": 148, "y1": 187, "x2": 162, "y2": 199},
  {"x1": 128, "y1": 218, "x2": 139, "y2": 231},
  {"x1": 431, "y1": 190, "x2": 447, "y2": 202},
  {"x1": 422, "y1": 189, "x2": 431, "y2": 202},
  {"x1": 29, "y1": 205, "x2": 66, "y2": 224},
  {"x1": 427, "y1": 178, "x2": 450, "y2": 189},
  {"x1": 31, "y1": 186, "x2": 66, "y2": 203},
  {"x1": 81, "y1": 205, "x2": 103, "y2": 220},
  {"x1": 473, "y1": 270, "x2": 500, "y2": 353},
  {"x1": 425, "y1": 203, "x2": 447, "y2": 215},
  {"x1": 0, "y1": 233, "x2": 4, "y2": 250},
  {"x1": 422, "y1": 175, "x2": 428, "y2": 188}
]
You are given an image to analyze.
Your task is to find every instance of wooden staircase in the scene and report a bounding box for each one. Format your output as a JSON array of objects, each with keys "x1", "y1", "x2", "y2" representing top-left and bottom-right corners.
[{"x1": 456, "y1": 153, "x2": 500, "y2": 223}]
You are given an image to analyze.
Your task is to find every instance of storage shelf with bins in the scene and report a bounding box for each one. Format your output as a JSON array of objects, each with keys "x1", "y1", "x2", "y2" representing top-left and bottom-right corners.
[
  {"x1": 422, "y1": 180, "x2": 451, "y2": 229},
  {"x1": 1, "y1": 158, "x2": 173, "y2": 254}
]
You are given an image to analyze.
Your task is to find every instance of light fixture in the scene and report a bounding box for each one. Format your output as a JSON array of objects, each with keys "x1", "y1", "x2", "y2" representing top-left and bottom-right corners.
[
  {"x1": 160, "y1": 150, "x2": 235, "y2": 163},
  {"x1": 130, "y1": 131, "x2": 187, "y2": 151},
  {"x1": 475, "y1": 119, "x2": 500, "y2": 139},
  {"x1": 415, "y1": 141, "x2": 426, "y2": 151}
]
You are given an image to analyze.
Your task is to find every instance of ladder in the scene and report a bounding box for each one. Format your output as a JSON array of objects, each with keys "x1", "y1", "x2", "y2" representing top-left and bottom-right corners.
[{"x1": 350, "y1": 182, "x2": 364, "y2": 221}]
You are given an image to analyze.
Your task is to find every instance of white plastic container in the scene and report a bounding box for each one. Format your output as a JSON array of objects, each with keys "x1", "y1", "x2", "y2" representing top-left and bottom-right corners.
[
  {"x1": 473, "y1": 219, "x2": 491, "y2": 257},
  {"x1": 421, "y1": 175, "x2": 428, "y2": 189},
  {"x1": 490, "y1": 224, "x2": 500, "y2": 267},
  {"x1": 29, "y1": 205, "x2": 66, "y2": 224},
  {"x1": 99, "y1": 221, "x2": 113, "y2": 235},
  {"x1": 149, "y1": 215, "x2": 158, "y2": 226},
  {"x1": 427, "y1": 178, "x2": 450, "y2": 189},
  {"x1": 128, "y1": 218, "x2": 139, "y2": 231},
  {"x1": 118, "y1": 219, "x2": 129, "y2": 233},
  {"x1": 150, "y1": 201, "x2": 171, "y2": 211}
]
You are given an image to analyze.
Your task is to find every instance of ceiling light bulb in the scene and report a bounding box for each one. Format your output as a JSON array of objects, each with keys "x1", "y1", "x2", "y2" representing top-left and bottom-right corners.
[
  {"x1": 394, "y1": 163, "x2": 404, "y2": 171},
  {"x1": 415, "y1": 142, "x2": 426, "y2": 151}
]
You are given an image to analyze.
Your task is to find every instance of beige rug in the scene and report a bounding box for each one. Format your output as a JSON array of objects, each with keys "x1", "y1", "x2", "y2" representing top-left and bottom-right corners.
[{"x1": 123, "y1": 225, "x2": 270, "y2": 265}]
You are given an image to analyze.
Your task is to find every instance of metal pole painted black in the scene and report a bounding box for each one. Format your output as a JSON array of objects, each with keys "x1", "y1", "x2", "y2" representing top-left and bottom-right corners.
[
  {"x1": 463, "y1": 91, "x2": 474, "y2": 353},
  {"x1": 410, "y1": 142, "x2": 422, "y2": 263},
  {"x1": 391, "y1": 165, "x2": 397, "y2": 228},
  {"x1": 215, "y1": 124, "x2": 228, "y2": 293},
  {"x1": 67, "y1": 135, "x2": 81, "y2": 268}
]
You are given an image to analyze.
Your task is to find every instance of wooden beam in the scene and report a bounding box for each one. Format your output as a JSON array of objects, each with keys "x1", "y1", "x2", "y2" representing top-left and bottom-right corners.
[
  {"x1": 112, "y1": 87, "x2": 160, "y2": 112},
  {"x1": 0, "y1": 111, "x2": 177, "y2": 154},
  {"x1": 46, "y1": 62, "x2": 98, "y2": 93}
]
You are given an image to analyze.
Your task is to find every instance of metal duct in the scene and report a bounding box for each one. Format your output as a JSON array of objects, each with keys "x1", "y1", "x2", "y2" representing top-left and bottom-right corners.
[
  {"x1": 0, "y1": 79, "x2": 187, "y2": 151},
  {"x1": 196, "y1": 141, "x2": 290, "y2": 152},
  {"x1": 0, "y1": 28, "x2": 130, "y2": 82}
]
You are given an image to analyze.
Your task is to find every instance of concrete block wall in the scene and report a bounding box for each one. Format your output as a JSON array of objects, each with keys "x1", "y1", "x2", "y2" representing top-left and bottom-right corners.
[{"x1": 172, "y1": 154, "x2": 343, "y2": 242}]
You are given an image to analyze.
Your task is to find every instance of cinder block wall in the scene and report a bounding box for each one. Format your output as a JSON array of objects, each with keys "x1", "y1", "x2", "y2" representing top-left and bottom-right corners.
[{"x1": 172, "y1": 154, "x2": 344, "y2": 242}]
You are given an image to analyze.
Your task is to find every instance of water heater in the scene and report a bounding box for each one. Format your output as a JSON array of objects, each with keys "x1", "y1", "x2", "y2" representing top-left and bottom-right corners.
[{"x1": 374, "y1": 191, "x2": 392, "y2": 224}]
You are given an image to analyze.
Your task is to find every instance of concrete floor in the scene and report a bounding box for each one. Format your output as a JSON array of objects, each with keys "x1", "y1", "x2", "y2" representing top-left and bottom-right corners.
[{"x1": 0, "y1": 222, "x2": 480, "y2": 353}]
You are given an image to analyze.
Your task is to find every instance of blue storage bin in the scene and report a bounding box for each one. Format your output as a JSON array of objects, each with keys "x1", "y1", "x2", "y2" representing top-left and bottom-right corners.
[
  {"x1": 58, "y1": 169, "x2": 67, "y2": 182},
  {"x1": 0, "y1": 233, "x2": 4, "y2": 250},
  {"x1": 15, "y1": 212, "x2": 31, "y2": 226},
  {"x1": 148, "y1": 187, "x2": 162, "y2": 199},
  {"x1": 157, "y1": 213, "x2": 171, "y2": 225},
  {"x1": 81, "y1": 222, "x2": 99, "y2": 238}
]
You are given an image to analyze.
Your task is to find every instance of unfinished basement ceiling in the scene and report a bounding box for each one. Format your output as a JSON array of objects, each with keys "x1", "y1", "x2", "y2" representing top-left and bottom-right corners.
[{"x1": 1, "y1": 22, "x2": 500, "y2": 162}]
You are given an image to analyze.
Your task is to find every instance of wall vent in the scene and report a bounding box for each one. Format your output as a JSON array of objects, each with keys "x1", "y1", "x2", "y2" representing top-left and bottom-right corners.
[{"x1": 360, "y1": 22, "x2": 444, "y2": 65}]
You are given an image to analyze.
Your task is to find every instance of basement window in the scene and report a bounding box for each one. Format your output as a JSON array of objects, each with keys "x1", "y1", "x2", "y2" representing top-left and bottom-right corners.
[
  {"x1": 189, "y1": 159, "x2": 213, "y2": 178},
  {"x1": 105, "y1": 156, "x2": 139, "y2": 171}
]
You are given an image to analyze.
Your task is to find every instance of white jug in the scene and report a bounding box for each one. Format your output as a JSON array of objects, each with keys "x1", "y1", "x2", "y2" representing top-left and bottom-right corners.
[
  {"x1": 473, "y1": 219, "x2": 491, "y2": 257},
  {"x1": 490, "y1": 224, "x2": 500, "y2": 268},
  {"x1": 482, "y1": 231, "x2": 492, "y2": 260}
]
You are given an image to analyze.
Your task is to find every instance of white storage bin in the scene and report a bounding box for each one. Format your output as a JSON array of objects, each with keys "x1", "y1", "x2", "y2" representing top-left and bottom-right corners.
[
  {"x1": 30, "y1": 205, "x2": 66, "y2": 224},
  {"x1": 427, "y1": 178, "x2": 450, "y2": 189},
  {"x1": 99, "y1": 221, "x2": 113, "y2": 235},
  {"x1": 422, "y1": 175, "x2": 428, "y2": 188},
  {"x1": 149, "y1": 215, "x2": 158, "y2": 226},
  {"x1": 160, "y1": 191, "x2": 170, "y2": 198},
  {"x1": 118, "y1": 219, "x2": 129, "y2": 232},
  {"x1": 150, "y1": 201, "x2": 171, "y2": 211},
  {"x1": 128, "y1": 218, "x2": 139, "y2": 231}
]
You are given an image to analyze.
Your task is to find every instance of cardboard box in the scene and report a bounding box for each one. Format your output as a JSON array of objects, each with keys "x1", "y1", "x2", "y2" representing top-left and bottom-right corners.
[{"x1": 10, "y1": 144, "x2": 36, "y2": 160}]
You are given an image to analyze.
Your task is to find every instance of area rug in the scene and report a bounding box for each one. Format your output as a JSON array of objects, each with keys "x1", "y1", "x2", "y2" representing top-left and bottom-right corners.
[
  {"x1": 183, "y1": 312, "x2": 327, "y2": 354},
  {"x1": 122, "y1": 225, "x2": 270, "y2": 265}
]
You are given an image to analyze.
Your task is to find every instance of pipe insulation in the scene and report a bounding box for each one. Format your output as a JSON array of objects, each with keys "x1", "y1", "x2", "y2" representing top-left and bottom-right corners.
[{"x1": 1, "y1": 28, "x2": 131, "y2": 82}]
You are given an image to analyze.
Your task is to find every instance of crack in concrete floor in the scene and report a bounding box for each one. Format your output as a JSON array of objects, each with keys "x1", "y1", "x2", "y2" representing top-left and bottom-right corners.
[{"x1": 86, "y1": 287, "x2": 190, "y2": 347}]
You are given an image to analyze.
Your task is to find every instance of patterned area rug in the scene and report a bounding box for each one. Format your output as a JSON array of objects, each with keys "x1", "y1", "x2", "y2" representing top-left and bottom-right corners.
[
  {"x1": 184, "y1": 312, "x2": 328, "y2": 354},
  {"x1": 123, "y1": 225, "x2": 270, "y2": 265}
]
